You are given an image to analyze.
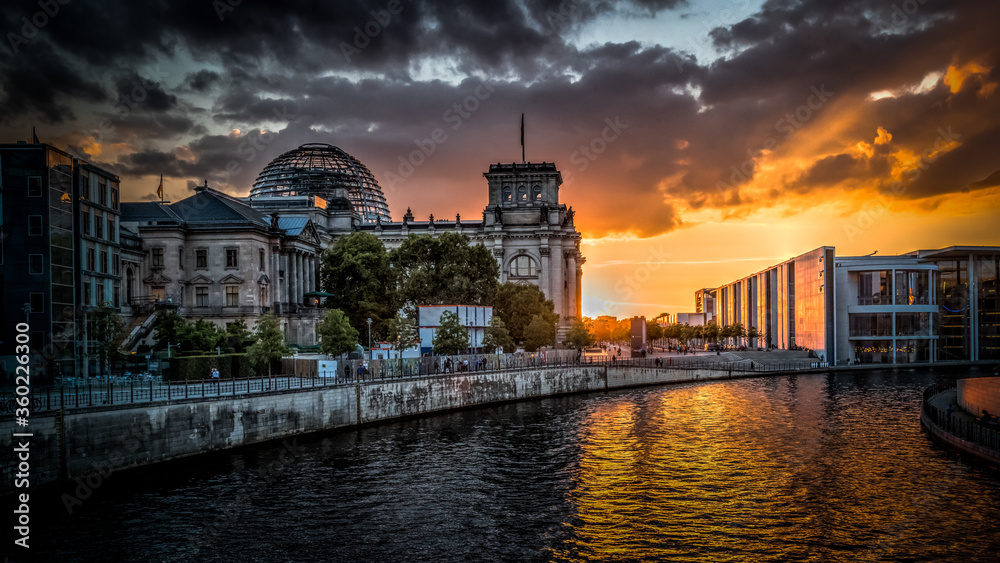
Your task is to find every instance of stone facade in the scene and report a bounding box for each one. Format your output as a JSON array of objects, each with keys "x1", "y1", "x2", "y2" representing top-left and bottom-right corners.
[{"x1": 120, "y1": 157, "x2": 585, "y2": 346}]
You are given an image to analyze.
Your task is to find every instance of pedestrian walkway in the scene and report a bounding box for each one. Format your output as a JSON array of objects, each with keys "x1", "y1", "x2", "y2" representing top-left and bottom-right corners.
[{"x1": 922, "y1": 387, "x2": 1000, "y2": 466}]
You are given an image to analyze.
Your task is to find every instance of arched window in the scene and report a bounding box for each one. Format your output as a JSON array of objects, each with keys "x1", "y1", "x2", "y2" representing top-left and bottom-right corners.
[
  {"x1": 517, "y1": 185, "x2": 528, "y2": 203},
  {"x1": 502, "y1": 186, "x2": 512, "y2": 203},
  {"x1": 532, "y1": 185, "x2": 542, "y2": 202},
  {"x1": 510, "y1": 255, "x2": 538, "y2": 277}
]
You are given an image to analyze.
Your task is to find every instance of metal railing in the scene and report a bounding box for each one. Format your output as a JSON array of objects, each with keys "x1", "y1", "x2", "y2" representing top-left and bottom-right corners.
[
  {"x1": 1, "y1": 353, "x2": 823, "y2": 415},
  {"x1": 922, "y1": 384, "x2": 1000, "y2": 452}
]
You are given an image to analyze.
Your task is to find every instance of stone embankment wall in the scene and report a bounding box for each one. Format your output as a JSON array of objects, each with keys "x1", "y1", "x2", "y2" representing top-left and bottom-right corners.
[
  {"x1": 1, "y1": 365, "x2": 749, "y2": 492},
  {"x1": 958, "y1": 376, "x2": 1000, "y2": 417}
]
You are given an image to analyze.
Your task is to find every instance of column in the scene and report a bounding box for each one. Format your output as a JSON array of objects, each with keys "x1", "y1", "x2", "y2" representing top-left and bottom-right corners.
[
  {"x1": 286, "y1": 252, "x2": 295, "y2": 308},
  {"x1": 566, "y1": 252, "x2": 577, "y2": 320},
  {"x1": 271, "y1": 247, "x2": 281, "y2": 308},
  {"x1": 295, "y1": 251, "x2": 304, "y2": 305},
  {"x1": 539, "y1": 246, "x2": 551, "y2": 299}
]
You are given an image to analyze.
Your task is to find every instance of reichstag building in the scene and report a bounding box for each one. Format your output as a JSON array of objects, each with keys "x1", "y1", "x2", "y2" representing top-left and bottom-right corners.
[{"x1": 121, "y1": 143, "x2": 585, "y2": 346}]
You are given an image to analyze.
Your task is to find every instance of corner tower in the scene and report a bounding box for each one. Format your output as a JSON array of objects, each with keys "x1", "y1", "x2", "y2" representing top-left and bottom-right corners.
[{"x1": 482, "y1": 162, "x2": 584, "y2": 334}]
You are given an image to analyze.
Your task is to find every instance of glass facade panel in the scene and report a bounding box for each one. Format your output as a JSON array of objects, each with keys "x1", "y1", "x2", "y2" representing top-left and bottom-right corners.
[
  {"x1": 938, "y1": 260, "x2": 970, "y2": 360},
  {"x1": 979, "y1": 255, "x2": 1000, "y2": 360},
  {"x1": 896, "y1": 312, "x2": 932, "y2": 336},
  {"x1": 850, "y1": 313, "x2": 892, "y2": 337},
  {"x1": 895, "y1": 270, "x2": 930, "y2": 305}
]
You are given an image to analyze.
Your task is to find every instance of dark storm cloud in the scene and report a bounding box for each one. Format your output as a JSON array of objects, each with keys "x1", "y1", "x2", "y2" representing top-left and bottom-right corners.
[{"x1": 2, "y1": 0, "x2": 999, "y2": 238}]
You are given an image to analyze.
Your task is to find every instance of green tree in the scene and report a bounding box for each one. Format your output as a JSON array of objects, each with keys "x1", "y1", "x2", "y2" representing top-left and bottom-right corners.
[
  {"x1": 187, "y1": 319, "x2": 224, "y2": 352},
  {"x1": 564, "y1": 318, "x2": 593, "y2": 349},
  {"x1": 702, "y1": 321, "x2": 720, "y2": 345},
  {"x1": 432, "y1": 311, "x2": 469, "y2": 355},
  {"x1": 611, "y1": 324, "x2": 630, "y2": 343},
  {"x1": 392, "y1": 232, "x2": 499, "y2": 310},
  {"x1": 88, "y1": 306, "x2": 126, "y2": 375},
  {"x1": 320, "y1": 232, "x2": 398, "y2": 342},
  {"x1": 747, "y1": 325, "x2": 760, "y2": 349},
  {"x1": 732, "y1": 322, "x2": 746, "y2": 347},
  {"x1": 317, "y1": 308, "x2": 360, "y2": 358},
  {"x1": 494, "y1": 282, "x2": 559, "y2": 344},
  {"x1": 225, "y1": 319, "x2": 252, "y2": 352},
  {"x1": 246, "y1": 312, "x2": 288, "y2": 377},
  {"x1": 523, "y1": 314, "x2": 555, "y2": 352},
  {"x1": 386, "y1": 311, "x2": 420, "y2": 353},
  {"x1": 152, "y1": 311, "x2": 189, "y2": 351},
  {"x1": 646, "y1": 321, "x2": 663, "y2": 345},
  {"x1": 481, "y1": 316, "x2": 515, "y2": 353}
]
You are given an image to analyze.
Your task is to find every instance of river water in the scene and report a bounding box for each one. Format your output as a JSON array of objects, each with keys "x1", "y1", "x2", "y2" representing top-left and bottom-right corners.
[{"x1": 26, "y1": 369, "x2": 1000, "y2": 562}]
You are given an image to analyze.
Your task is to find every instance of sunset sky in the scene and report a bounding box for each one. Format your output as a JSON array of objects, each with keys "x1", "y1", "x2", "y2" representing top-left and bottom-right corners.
[{"x1": 3, "y1": 0, "x2": 999, "y2": 318}]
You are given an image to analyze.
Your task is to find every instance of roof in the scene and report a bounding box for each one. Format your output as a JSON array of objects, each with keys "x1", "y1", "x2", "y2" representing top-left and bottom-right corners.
[
  {"x1": 275, "y1": 216, "x2": 309, "y2": 236},
  {"x1": 122, "y1": 186, "x2": 271, "y2": 229},
  {"x1": 170, "y1": 187, "x2": 270, "y2": 227}
]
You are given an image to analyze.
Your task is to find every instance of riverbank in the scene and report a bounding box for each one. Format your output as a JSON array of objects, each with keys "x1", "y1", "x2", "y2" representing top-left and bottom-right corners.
[{"x1": 3, "y1": 360, "x2": 993, "y2": 495}]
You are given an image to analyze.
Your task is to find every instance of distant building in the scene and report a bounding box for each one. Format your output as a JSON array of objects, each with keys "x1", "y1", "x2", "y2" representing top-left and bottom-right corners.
[
  {"x1": 630, "y1": 316, "x2": 646, "y2": 355},
  {"x1": 705, "y1": 245, "x2": 1000, "y2": 365},
  {"x1": 694, "y1": 288, "x2": 716, "y2": 316},
  {"x1": 676, "y1": 312, "x2": 711, "y2": 326},
  {"x1": 417, "y1": 305, "x2": 493, "y2": 355}
]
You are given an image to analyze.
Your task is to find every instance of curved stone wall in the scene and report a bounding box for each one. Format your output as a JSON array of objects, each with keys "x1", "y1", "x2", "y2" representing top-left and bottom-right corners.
[{"x1": 957, "y1": 376, "x2": 1000, "y2": 417}]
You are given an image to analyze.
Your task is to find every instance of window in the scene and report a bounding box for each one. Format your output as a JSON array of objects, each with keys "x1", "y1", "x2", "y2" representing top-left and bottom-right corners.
[
  {"x1": 113, "y1": 283, "x2": 120, "y2": 307},
  {"x1": 82, "y1": 210, "x2": 90, "y2": 235},
  {"x1": 111, "y1": 188, "x2": 119, "y2": 210},
  {"x1": 151, "y1": 285, "x2": 165, "y2": 301},
  {"x1": 226, "y1": 248, "x2": 238, "y2": 268},
  {"x1": 259, "y1": 248, "x2": 265, "y2": 270},
  {"x1": 179, "y1": 247, "x2": 184, "y2": 270},
  {"x1": 196, "y1": 286, "x2": 209, "y2": 307},
  {"x1": 29, "y1": 292, "x2": 44, "y2": 313},
  {"x1": 95, "y1": 214, "x2": 103, "y2": 239},
  {"x1": 152, "y1": 247, "x2": 164, "y2": 267},
  {"x1": 98, "y1": 182, "x2": 107, "y2": 206},
  {"x1": 28, "y1": 215, "x2": 43, "y2": 236},
  {"x1": 502, "y1": 185, "x2": 512, "y2": 203},
  {"x1": 28, "y1": 176, "x2": 42, "y2": 197},
  {"x1": 532, "y1": 185, "x2": 542, "y2": 202},
  {"x1": 113, "y1": 253, "x2": 120, "y2": 276},
  {"x1": 107, "y1": 217, "x2": 115, "y2": 242},
  {"x1": 225, "y1": 285, "x2": 239, "y2": 307},
  {"x1": 84, "y1": 281, "x2": 92, "y2": 306},
  {"x1": 100, "y1": 250, "x2": 108, "y2": 273},
  {"x1": 196, "y1": 249, "x2": 207, "y2": 268},
  {"x1": 87, "y1": 248, "x2": 96, "y2": 271},
  {"x1": 517, "y1": 185, "x2": 527, "y2": 203},
  {"x1": 510, "y1": 255, "x2": 538, "y2": 277}
]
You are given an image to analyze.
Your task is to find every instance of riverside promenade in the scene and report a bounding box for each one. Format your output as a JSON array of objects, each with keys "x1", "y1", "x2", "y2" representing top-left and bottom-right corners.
[
  {"x1": 1, "y1": 355, "x2": 821, "y2": 494},
  {"x1": 921, "y1": 385, "x2": 1000, "y2": 466}
]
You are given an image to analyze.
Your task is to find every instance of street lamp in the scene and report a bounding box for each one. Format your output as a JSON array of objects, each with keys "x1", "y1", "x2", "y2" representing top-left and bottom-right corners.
[{"x1": 366, "y1": 317, "x2": 372, "y2": 361}]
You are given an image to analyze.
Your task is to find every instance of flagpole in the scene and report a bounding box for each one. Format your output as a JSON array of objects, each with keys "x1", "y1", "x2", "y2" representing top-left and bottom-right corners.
[{"x1": 520, "y1": 113, "x2": 525, "y2": 164}]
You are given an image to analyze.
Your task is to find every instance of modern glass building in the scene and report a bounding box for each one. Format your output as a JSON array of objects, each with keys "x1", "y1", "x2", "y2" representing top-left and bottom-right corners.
[{"x1": 707, "y1": 245, "x2": 1000, "y2": 365}]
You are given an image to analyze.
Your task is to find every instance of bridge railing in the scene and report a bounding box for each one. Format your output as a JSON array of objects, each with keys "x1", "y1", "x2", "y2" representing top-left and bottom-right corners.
[
  {"x1": 1, "y1": 354, "x2": 822, "y2": 415},
  {"x1": 922, "y1": 384, "x2": 1000, "y2": 452}
]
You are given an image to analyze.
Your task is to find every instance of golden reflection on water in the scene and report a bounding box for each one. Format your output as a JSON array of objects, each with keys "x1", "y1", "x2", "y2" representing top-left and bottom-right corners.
[{"x1": 548, "y1": 376, "x2": 943, "y2": 562}]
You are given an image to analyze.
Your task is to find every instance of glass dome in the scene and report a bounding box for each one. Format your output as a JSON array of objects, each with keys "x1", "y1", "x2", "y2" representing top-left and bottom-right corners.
[{"x1": 250, "y1": 143, "x2": 391, "y2": 223}]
